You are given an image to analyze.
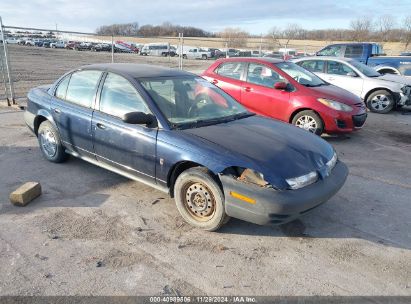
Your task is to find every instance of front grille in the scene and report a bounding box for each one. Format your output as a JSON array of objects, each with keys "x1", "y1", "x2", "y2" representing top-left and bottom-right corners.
[{"x1": 352, "y1": 113, "x2": 367, "y2": 128}]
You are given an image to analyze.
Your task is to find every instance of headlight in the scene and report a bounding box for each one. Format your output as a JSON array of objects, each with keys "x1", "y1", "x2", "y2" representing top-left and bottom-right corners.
[
  {"x1": 326, "y1": 152, "x2": 338, "y2": 172},
  {"x1": 286, "y1": 171, "x2": 318, "y2": 190},
  {"x1": 318, "y1": 98, "x2": 353, "y2": 112},
  {"x1": 238, "y1": 169, "x2": 269, "y2": 187}
]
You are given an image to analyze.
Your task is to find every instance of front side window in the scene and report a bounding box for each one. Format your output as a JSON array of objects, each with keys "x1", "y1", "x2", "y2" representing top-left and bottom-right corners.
[
  {"x1": 140, "y1": 76, "x2": 249, "y2": 128},
  {"x1": 65, "y1": 70, "x2": 102, "y2": 107},
  {"x1": 317, "y1": 45, "x2": 343, "y2": 57},
  {"x1": 246, "y1": 63, "x2": 285, "y2": 88},
  {"x1": 55, "y1": 74, "x2": 71, "y2": 100},
  {"x1": 100, "y1": 73, "x2": 150, "y2": 118},
  {"x1": 215, "y1": 62, "x2": 245, "y2": 80},
  {"x1": 327, "y1": 61, "x2": 355, "y2": 76}
]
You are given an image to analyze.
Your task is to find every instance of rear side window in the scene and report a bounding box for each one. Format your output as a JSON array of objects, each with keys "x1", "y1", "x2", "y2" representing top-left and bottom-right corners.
[
  {"x1": 215, "y1": 62, "x2": 245, "y2": 80},
  {"x1": 65, "y1": 70, "x2": 102, "y2": 108},
  {"x1": 299, "y1": 60, "x2": 325, "y2": 73},
  {"x1": 317, "y1": 45, "x2": 343, "y2": 57},
  {"x1": 55, "y1": 74, "x2": 71, "y2": 100},
  {"x1": 345, "y1": 45, "x2": 363, "y2": 58},
  {"x1": 99, "y1": 73, "x2": 149, "y2": 118}
]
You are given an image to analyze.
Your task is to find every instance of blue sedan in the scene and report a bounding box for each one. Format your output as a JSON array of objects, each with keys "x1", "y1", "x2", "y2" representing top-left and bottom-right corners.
[{"x1": 25, "y1": 63, "x2": 348, "y2": 231}]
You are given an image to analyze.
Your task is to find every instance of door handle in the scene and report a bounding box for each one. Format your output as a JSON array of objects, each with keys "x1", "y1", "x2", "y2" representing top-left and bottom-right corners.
[
  {"x1": 96, "y1": 123, "x2": 106, "y2": 130},
  {"x1": 212, "y1": 79, "x2": 218, "y2": 84},
  {"x1": 54, "y1": 108, "x2": 61, "y2": 114},
  {"x1": 328, "y1": 77, "x2": 335, "y2": 81},
  {"x1": 243, "y1": 87, "x2": 253, "y2": 92}
]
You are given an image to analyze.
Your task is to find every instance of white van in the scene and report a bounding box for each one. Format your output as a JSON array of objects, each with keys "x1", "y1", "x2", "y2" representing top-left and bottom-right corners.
[{"x1": 140, "y1": 43, "x2": 172, "y2": 56}]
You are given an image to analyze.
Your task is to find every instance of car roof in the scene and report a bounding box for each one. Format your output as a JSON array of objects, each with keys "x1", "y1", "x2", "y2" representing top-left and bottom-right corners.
[
  {"x1": 293, "y1": 56, "x2": 354, "y2": 63},
  {"x1": 78, "y1": 63, "x2": 195, "y2": 78},
  {"x1": 216, "y1": 57, "x2": 285, "y2": 64}
]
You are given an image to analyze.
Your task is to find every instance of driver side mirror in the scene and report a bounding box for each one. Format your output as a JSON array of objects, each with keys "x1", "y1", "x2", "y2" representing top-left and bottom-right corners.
[
  {"x1": 346, "y1": 71, "x2": 358, "y2": 77},
  {"x1": 274, "y1": 82, "x2": 288, "y2": 90},
  {"x1": 122, "y1": 112, "x2": 157, "y2": 127}
]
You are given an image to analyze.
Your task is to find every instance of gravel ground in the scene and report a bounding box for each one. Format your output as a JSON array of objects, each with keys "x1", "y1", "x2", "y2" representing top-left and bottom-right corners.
[{"x1": 0, "y1": 45, "x2": 410, "y2": 297}]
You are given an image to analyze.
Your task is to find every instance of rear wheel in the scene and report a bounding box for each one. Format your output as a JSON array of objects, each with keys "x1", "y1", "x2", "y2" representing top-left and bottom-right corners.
[
  {"x1": 174, "y1": 167, "x2": 228, "y2": 231},
  {"x1": 202, "y1": 54, "x2": 208, "y2": 60},
  {"x1": 292, "y1": 110, "x2": 324, "y2": 135},
  {"x1": 37, "y1": 121, "x2": 67, "y2": 163},
  {"x1": 366, "y1": 90, "x2": 395, "y2": 114}
]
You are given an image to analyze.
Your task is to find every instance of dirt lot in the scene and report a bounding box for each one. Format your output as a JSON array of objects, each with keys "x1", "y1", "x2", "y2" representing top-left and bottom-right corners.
[{"x1": 0, "y1": 45, "x2": 410, "y2": 297}]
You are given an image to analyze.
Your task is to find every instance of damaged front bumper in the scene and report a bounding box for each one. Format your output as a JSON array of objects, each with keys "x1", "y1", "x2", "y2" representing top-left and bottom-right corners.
[
  {"x1": 219, "y1": 161, "x2": 349, "y2": 225},
  {"x1": 398, "y1": 86, "x2": 411, "y2": 106}
]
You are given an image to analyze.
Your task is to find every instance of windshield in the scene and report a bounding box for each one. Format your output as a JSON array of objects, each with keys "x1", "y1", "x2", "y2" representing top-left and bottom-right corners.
[
  {"x1": 140, "y1": 77, "x2": 251, "y2": 129},
  {"x1": 275, "y1": 62, "x2": 327, "y2": 87},
  {"x1": 349, "y1": 60, "x2": 381, "y2": 77}
]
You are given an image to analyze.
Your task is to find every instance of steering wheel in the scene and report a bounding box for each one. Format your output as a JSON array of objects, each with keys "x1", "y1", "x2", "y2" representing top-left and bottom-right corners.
[{"x1": 188, "y1": 94, "x2": 208, "y2": 117}]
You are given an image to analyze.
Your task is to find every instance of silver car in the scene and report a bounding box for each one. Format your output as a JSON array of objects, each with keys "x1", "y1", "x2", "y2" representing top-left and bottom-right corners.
[{"x1": 293, "y1": 57, "x2": 411, "y2": 114}]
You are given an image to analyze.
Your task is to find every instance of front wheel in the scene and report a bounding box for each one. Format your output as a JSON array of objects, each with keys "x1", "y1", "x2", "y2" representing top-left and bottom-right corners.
[
  {"x1": 174, "y1": 167, "x2": 229, "y2": 231},
  {"x1": 366, "y1": 90, "x2": 395, "y2": 114},
  {"x1": 292, "y1": 110, "x2": 324, "y2": 135},
  {"x1": 37, "y1": 121, "x2": 67, "y2": 163}
]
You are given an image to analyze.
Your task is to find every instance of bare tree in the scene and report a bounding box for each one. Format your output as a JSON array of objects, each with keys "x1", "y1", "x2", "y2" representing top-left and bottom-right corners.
[
  {"x1": 282, "y1": 23, "x2": 303, "y2": 48},
  {"x1": 376, "y1": 15, "x2": 396, "y2": 42},
  {"x1": 268, "y1": 26, "x2": 284, "y2": 49},
  {"x1": 350, "y1": 17, "x2": 374, "y2": 41},
  {"x1": 218, "y1": 27, "x2": 249, "y2": 48},
  {"x1": 402, "y1": 15, "x2": 411, "y2": 49}
]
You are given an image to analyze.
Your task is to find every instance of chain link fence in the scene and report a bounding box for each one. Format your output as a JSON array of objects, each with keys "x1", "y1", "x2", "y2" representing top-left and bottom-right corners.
[{"x1": 1, "y1": 21, "x2": 405, "y2": 107}]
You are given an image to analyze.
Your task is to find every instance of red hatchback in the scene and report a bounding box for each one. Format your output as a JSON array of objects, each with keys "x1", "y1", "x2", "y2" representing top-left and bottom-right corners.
[{"x1": 202, "y1": 58, "x2": 367, "y2": 135}]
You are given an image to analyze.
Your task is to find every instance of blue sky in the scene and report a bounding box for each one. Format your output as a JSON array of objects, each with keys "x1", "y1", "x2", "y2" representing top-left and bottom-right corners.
[{"x1": 1, "y1": 0, "x2": 410, "y2": 34}]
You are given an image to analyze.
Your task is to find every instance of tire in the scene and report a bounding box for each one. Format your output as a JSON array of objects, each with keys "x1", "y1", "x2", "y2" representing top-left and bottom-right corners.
[
  {"x1": 182, "y1": 54, "x2": 187, "y2": 59},
  {"x1": 202, "y1": 54, "x2": 207, "y2": 60},
  {"x1": 366, "y1": 90, "x2": 395, "y2": 114},
  {"x1": 174, "y1": 167, "x2": 229, "y2": 231},
  {"x1": 291, "y1": 110, "x2": 324, "y2": 135},
  {"x1": 37, "y1": 121, "x2": 67, "y2": 163}
]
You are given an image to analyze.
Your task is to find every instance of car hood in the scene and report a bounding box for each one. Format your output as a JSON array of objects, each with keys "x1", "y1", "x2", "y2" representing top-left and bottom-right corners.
[
  {"x1": 182, "y1": 116, "x2": 335, "y2": 189},
  {"x1": 376, "y1": 74, "x2": 411, "y2": 86},
  {"x1": 308, "y1": 85, "x2": 362, "y2": 105}
]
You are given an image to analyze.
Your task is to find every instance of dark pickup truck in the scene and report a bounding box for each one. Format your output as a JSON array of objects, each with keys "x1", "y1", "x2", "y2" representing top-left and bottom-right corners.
[{"x1": 316, "y1": 43, "x2": 411, "y2": 76}]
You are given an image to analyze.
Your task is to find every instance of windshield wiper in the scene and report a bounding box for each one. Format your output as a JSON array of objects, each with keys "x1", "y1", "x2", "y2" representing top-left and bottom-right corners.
[{"x1": 176, "y1": 112, "x2": 255, "y2": 129}]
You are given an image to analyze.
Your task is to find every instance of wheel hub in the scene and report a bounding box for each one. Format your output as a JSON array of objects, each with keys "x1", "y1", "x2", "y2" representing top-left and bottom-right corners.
[
  {"x1": 295, "y1": 115, "x2": 317, "y2": 133},
  {"x1": 40, "y1": 130, "x2": 57, "y2": 157},
  {"x1": 371, "y1": 95, "x2": 389, "y2": 109},
  {"x1": 185, "y1": 182, "x2": 214, "y2": 218}
]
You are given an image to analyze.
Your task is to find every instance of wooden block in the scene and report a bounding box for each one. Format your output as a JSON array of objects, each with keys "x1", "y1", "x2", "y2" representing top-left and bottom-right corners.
[{"x1": 10, "y1": 182, "x2": 42, "y2": 206}]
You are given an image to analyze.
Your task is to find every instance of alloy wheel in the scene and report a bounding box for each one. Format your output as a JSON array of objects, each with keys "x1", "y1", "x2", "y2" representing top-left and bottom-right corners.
[
  {"x1": 295, "y1": 115, "x2": 318, "y2": 133},
  {"x1": 370, "y1": 94, "x2": 390, "y2": 111},
  {"x1": 40, "y1": 129, "x2": 57, "y2": 158}
]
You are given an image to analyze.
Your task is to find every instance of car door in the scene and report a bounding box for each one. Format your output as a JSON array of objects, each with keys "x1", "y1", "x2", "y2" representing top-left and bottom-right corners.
[
  {"x1": 241, "y1": 63, "x2": 290, "y2": 120},
  {"x1": 210, "y1": 61, "x2": 246, "y2": 101},
  {"x1": 92, "y1": 72, "x2": 157, "y2": 182},
  {"x1": 51, "y1": 70, "x2": 103, "y2": 157},
  {"x1": 324, "y1": 61, "x2": 364, "y2": 96}
]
